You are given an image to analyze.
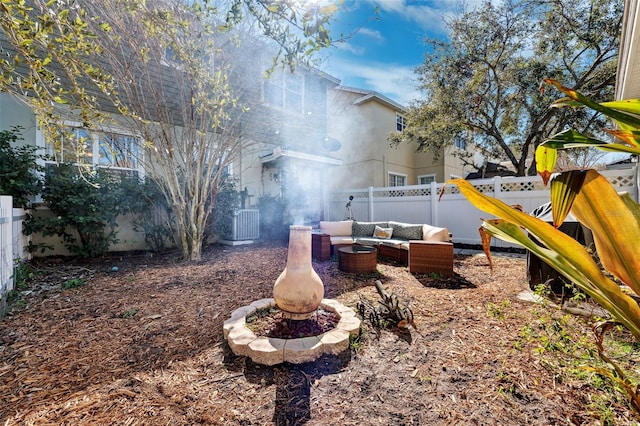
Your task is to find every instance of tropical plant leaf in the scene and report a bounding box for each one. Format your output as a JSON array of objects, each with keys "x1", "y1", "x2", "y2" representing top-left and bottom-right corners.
[
  {"x1": 541, "y1": 129, "x2": 640, "y2": 153},
  {"x1": 549, "y1": 170, "x2": 587, "y2": 227},
  {"x1": 569, "y1": 170, "x2": 640, "y2": 294},
  {"x1": 535, "y1": 146, "x2": 557, "y2": 186},
  {"x1": 545, "y1": 79, "x2": 640, "y2": 130},
  {"x1": 447, "y1": 177, "x2": 640, "y2": 339}
]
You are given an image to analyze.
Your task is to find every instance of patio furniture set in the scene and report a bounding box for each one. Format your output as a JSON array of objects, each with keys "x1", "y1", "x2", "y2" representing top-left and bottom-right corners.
[{"x1": 312, "y1": 220, "x2": 454, "y2": 276}]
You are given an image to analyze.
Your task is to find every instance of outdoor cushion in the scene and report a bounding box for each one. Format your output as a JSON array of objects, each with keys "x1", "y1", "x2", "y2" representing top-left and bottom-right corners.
[
  {"x1": 319, "y1": 220, "x2": 353, "y2": 236},
  {"x1": 388, "y1": 221, "x2": 423, "y2": 240},
  {"x1": 352, "y1": 221, "x2": 389, "y2": 237},
  {"x1": 373, "y1": 225, "x2": 394, "y2": 239},
  {"x1": 329, "y1": 236, "x2": 356, "y2": 245},
  {"x1": 354, "y1": 237, "x2": 409, "y2": 249},
  {"x1": 422, "y1": 224, "x2": 450, "y2": 242}
]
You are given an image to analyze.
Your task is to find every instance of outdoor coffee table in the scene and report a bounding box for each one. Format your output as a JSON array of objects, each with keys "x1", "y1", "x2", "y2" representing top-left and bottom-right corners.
[{"x1": 338, "y1": 246, "x2": 377, "y2": 274}]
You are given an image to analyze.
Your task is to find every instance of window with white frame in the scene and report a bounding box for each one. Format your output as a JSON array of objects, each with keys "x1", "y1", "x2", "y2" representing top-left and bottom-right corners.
[
  {"x1": 454, "y1": 132, "x2": 467, "y2": 150},
  {"x1": 418, "y1": 174, "x2": 436, "y2": 185},
  {"x1": 263, "y1": 68, "x2": 303, "y2": 113},
  {"x1": 396, "y1": 113, "x2": 407, "y2": 132},
  {"x1": 46, "y1": 127, "x2": 142, "y2": 177},
  {"x1": 388, "y1": 172, "x2": 407, "y2": 187}
]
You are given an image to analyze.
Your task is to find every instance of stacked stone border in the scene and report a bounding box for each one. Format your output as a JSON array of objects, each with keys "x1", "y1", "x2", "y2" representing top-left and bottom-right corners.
[{"x1": 223, "y1": 298, "x2": 361, "y2": 366}]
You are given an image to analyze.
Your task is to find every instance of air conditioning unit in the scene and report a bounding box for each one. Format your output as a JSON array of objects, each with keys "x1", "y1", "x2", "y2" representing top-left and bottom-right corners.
[{"x1": 226, "y1": 209, "x2": 260, "y2": 241}]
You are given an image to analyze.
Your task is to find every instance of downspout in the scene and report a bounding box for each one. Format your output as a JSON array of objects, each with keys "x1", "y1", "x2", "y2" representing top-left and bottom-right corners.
[{"x1": 382, "y1": 154, "x2": 387, "y2": 186}]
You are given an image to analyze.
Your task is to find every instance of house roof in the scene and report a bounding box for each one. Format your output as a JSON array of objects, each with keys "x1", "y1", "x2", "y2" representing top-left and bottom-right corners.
[
  {"x1": 260, "y1": 146, "x2": 343, "y2": 166},
  {"x1": 333, "y1": 86, "x2": 407, "y2": 113}
]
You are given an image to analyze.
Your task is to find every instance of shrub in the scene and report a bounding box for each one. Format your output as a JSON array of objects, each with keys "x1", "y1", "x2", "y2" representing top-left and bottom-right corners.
[
  {"x1": 0, "y1": 126, "x2": 43, "y2": 208},
  {"x1": 257, "y1": 194, "x2": 289, "y2": 241},
  {"x1": 120, "y1": 176, "x2": 174, "y2": 252},
  {"x1": 24, "y1": 164, "x2": 125, "y2": 257},
  {"x1": 210, "y1": 173, "x2": 242, "y2": 240}
]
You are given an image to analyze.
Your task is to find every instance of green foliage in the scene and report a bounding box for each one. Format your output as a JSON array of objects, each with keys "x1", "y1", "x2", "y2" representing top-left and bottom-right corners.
[
  {"x1": 23, "y1": 164, "x2": 125, "y2": 257},
  {"x1": 0, "y1": 126, "x2": 43, "y2": 208},
  {"x1": 486, "y1": 300, "x2": 511, "y2": 320},
  {"x1": 211, "y1": 173, "x2": 242, "y2": 240},
  {"x1": 120, "y1": 176, "x2": 174, "y2": 252},
  {"x1": 257, "y1": 194, "x2": 289, "y2": 241},
  {"x1": 2, "y1": 261, "x2": 35, "y2": 317},
  {"x1": 62, "y1": 278, "x2": 86, "y2": 289},
  {"x1": 392, "y1": 0, "x2": 622, "y2": 176},
  {"x1": 122, "y1": 307, "x2": 138, "y2": 318},
  {"x1": 517, "y1": 300, "x2": 640, "y2": 422}
]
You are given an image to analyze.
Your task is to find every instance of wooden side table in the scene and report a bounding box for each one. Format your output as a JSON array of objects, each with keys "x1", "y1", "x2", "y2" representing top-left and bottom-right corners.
[
  {"x1": 338, "y1": 246, "x2": 377, "y2": 274},
  {"x1": 312, "y1": 232, "x2": 331, "y2": 261}
]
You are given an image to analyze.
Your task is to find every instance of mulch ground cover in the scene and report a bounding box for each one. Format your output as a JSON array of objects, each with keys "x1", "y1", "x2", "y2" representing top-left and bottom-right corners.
[{"x1": 0, "y1": 241, "x2": 636, "y2": 425}]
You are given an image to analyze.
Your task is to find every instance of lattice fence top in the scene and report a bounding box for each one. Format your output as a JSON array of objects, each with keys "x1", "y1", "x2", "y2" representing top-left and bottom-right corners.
[
  {"x1": 330, "y1": 168, "x2": 637, "y2": 203},
  {"x1": 606, "y1": 173, "x2": 636, "y2": 189}
]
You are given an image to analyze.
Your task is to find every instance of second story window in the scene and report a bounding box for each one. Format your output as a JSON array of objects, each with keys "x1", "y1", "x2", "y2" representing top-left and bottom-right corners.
[
  {"x1": 454, "y1": 133, "x2": 467, "y2": 150},
  {"x1": 264, "y1": 69, "x2": 303, "y2": 113},
  {"x1": 396, "y1": 114, "x2": 407, "y2": 132},
  {"x1": 418, "y1": 174, "x2": 436, "y2": 185},
  {"x1": 388, "y1": 172, "x2": 407, "y2": 187}
]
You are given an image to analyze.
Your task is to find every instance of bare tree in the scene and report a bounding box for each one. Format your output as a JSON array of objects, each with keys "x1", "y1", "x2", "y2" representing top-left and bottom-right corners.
[{"x1": 0, "y1": 0, "x2": 340, "y2": 260}]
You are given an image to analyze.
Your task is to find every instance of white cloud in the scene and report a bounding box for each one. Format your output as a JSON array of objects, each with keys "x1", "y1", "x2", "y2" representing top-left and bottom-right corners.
[
  {"x1": 325, "y1": 56, "x2": 424, "y2": 105},
  {"x1": 356, "y1": 27, "x2": 384, "y2": 42},
  {"x1": 360, "y1": 0, "x2": 455, "y2": 35}
]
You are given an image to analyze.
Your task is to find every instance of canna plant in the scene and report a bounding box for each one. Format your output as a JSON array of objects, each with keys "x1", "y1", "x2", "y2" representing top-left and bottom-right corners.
[{"x1": 445, "y1": 79, "x2": 640, "y2": 411}]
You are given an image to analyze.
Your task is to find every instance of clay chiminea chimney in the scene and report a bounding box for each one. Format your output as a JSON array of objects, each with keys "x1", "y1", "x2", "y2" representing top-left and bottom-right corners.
[{"x1": 273, "y1": 226, "x2": 324, "y2": 320}]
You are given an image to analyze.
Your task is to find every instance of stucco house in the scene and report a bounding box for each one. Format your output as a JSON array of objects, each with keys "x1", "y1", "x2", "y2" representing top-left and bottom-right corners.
[{"x1": 326, "y1": 86, "x2": 469, "y2": 191}]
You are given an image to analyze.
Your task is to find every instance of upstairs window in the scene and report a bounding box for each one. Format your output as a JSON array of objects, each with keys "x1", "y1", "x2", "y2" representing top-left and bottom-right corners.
[
  {"x1": 396, "y1": 114, "x2": 407, "y2": 132},
  {"x1": 418, "y1": 174, "x2": 436, "y2": 185},
  {"x1": 454, "y1": 133, "x2": 467, "y2": 150},
  {"x1": 264, "y1": 68, "x2": 304, "y2": 113},
  {"x1": 388, "y1": 172, "x2": 407, "y2": 187}
]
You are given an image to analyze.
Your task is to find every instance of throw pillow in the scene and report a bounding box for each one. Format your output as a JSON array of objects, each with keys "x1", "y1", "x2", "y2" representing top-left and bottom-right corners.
[
  {"x1": 373, "y1": 225, "x2": 393, "y2": 239},
  {"x1": 352, "y1": 221, "x2": 388, "y2": 237},
  {"x1": 389, "y1": 222, "x2": 423, "y2": 240}
]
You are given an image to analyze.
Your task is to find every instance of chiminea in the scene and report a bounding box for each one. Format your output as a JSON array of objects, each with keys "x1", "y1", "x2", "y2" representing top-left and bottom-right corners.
[{"x1": 273, "y1": 226, "x2": 324, "y2": 320}]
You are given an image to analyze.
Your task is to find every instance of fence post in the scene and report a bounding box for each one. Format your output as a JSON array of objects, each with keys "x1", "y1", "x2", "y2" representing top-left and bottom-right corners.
[
  {"x1": 1, "y1": 195, "x2": 14, "y2": 316},
  {"x1": 368, "y1": 187, "x2": 374, "y2": 221},
  {"x1": 493, "y1": 176, "x2": 502, "y2": 200},
  {"x1": 430, "y1": 181, "x2": 438, "y2": 226},
  {"x1": 635, "y1": 164, "x2": 639, "y2": 203}
]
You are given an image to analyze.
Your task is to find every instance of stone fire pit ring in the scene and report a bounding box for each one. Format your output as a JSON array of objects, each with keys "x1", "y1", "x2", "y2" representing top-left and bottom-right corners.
[{"x1": 223, "y1": 298, "x2": 361, "y2": 366}]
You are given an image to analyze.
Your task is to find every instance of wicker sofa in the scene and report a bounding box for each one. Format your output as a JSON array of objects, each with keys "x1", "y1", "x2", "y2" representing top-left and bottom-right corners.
[{"x1": 317, "y1": 220, "x2": 454, "y2": 276}]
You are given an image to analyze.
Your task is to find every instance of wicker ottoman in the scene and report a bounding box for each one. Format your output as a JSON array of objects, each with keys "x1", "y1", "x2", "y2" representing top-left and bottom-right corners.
[
  {"x1": 409, "y1": 241, "x2": 454, "y2": 276},
  {"x1": 338, "y1": 246, "x2": 377, "y2": 274}
]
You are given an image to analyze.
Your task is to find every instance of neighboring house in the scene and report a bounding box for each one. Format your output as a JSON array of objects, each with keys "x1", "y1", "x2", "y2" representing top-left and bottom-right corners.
[
  {"x1": 326, "y1": 86, "x2": 469, "y2": 191},
  {"x1": 0, "y1": 38, "x2": 342, "y2": 252},
  {"x1": 240, "y1": 66, "x2": 343, "y2": 224}
]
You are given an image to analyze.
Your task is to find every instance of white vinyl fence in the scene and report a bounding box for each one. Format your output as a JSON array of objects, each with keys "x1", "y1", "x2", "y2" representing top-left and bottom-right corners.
[
  {"x1": 325, "y1": 167, "x2": 639, "y2": 249},
  {"x1": 1, "y1": 196, "x2": 29, "y2": 314}
]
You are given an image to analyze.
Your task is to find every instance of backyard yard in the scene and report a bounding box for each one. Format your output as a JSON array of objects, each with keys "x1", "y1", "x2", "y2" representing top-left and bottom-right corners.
[{"x1": 0, "y1": 241, "x2": 636, "y2": 425}]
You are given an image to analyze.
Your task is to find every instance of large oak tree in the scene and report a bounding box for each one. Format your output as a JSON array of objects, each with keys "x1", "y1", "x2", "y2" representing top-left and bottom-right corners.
[{"x1": 390, "y1": 0, "x2": 623, "y2": 176}]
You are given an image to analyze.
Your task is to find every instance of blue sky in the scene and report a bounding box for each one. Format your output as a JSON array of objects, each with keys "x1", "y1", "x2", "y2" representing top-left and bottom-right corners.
[{"x1": 319, "y1": 0, "x2": 475, "y2": 106}]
